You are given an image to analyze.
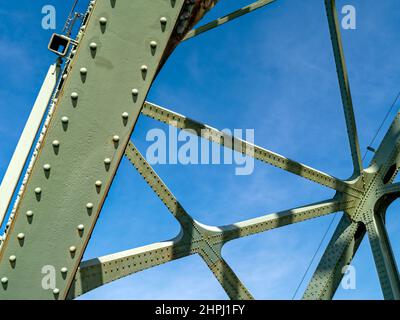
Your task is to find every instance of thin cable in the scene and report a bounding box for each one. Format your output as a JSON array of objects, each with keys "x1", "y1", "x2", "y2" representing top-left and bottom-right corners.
[
  {"x1": 292, "y1": 213, "x2": 338, "y2": 300},
  {"x1": 362, "y1": 90, "x2": 400, "y2": 161}
]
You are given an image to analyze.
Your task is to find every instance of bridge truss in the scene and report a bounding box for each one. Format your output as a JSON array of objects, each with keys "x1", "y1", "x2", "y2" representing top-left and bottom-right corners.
[{"x1": 0, "y1": 0, "x2": 399, "y2": 300}]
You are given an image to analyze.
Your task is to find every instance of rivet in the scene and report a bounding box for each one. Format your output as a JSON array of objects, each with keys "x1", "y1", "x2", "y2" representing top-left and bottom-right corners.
[
  {"x1": 61, "y1": 116, "x2": 69, "y2": 124},
  {"x1": 141, "y1": 65, "x2": 148, "y2": 73},
  {"x1": 95, "y1": 180, "x2": 102, "y2": 187},
  {"x1": 52, "y1": 140, "x2": 60, "y2": 147},
  {"x1": 86, "y1": 203, "x2": 94, "y2": 209},
  {"x1": 9, "y1": 255, "x2": 16, "y2": 263},
  {"x1": 160, "y1": 17, "x2": 167, "y2": 25},
  {"x1": 80, "y1": 67, "x2": 87, "y2": 75},
  {"x1": 69, "y1": 246, "x2": 76, "y2": 253},
  {"x1": 89, "y1": 42, "x2": 97, "y2": 50},
  {"x1": 43, "y1": 164, "x2": 51, "y2": 171},
  {"x1": 113, "y1": 135, "x2": 120, "y2": 142},
  {"x1": 1, "y1": 277, "x2": 8, "y2": 284},
  {"x1": 132, "y1": 89, "x2": 139, "y2": 96},
  {"x1": 99, "y1": 17, "x2": 107, "y2": 25},
  {"x1": 71, "y1": 49, "x2": 77, "y2": 55},
  {"x1": 150, "y1": 41, "x2": 157, "y2": 49},
  {"x1": 104, "y1": 158, "x2": 111, "y2": 165},
  {"x1": 61, "y1": 267, "x2": 68, "y2": 274},
  {"x1": 34, "y1": 187, "x2": 42, "y2": 195},
  {"x1": 122, "y1": 112, "x2": 129, "y2": 119},
  {"x1": 26, "y1": 210, "x2": 33, "y2": 217},
  {"x1": 53, "y1": 288, "x2": 60, "y2": 295},
  {"x1": 62, "y1": 74, "x2": 68, "y2": 80},
  {"x1": 17, "y1": 233, "x2": 25, "y2": 240},
  {"x1": 77, "y1": 224, "x2": 84, "y2": 231}
]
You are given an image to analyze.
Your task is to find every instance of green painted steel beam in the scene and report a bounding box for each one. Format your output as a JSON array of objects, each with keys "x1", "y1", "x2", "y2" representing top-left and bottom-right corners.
[
  {"x1": 325, "y1": 0, "x2": 362, "y2": 177},
  {"x1": 214, "y1": 197, "x2": 355, "y2": 244},
  {"x1": 141, "y1": 102, "x2": 362, "y2": 196},
  {"x1": 0, "y1": 0, "x2": 187, "y2": 300},
  {"x1": 382, "y1": 183, "x2": 400, "y2": 195},
  {"x1": 365, "y1": 210, "x2": 400, "y2": 300},
  {"x1": 302, "y1": 215, "x2": 364, "y2": 300},
  {"x1": 370, "y1": 113, "x2": 400, "y2": 176},
  {"x1": 183, "y1": 0, "x2": 276, "y2": 41},
  {"x1": 68, "y1": 238, "x2": 191, "y2": 299}
]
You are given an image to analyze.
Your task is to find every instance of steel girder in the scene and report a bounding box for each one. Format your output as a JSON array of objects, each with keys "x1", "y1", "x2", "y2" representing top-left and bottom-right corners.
[
  {"x1": 0, "y1": 0, "x2": 189, "y2": 299},
  {"x1": 0, "y1": 0, "x2": 400, "y2": 300}
]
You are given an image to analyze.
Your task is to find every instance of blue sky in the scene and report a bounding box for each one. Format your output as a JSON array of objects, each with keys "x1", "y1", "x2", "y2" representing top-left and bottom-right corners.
[{"x1": 1, "y1": 0, "x2": 400, "y2": 300}]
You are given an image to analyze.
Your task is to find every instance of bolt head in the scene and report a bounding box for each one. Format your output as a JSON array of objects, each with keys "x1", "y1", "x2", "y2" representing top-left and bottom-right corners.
[
  {"x1": 89, "y1": 42, "x2": 97, "y2": 50},
  {"x1": 160, "y1": 17, "x2": 167, "y2": 25},
  {"x1": 61, "y1": 267, "x2": 68, "y2": 274},
  {"x1": 77, "y1": 224, "x2": 84, "y2": 231},
  {"x1": 34, "y1": 187, "x2": 42, "y2": 194},
  {"x1": 104, "y1": 158, "x2": 111, "y2": 165},
  {"x1": 80, "y1": 67, "x2": 87, "y2": 75},
  {"x1": 17, "y1": 233, "x2": 25, "y2": 240},
  {"x1": 61, "y1": 116, "x2": 69, "y2": 124},
  {"x1": 122, "y1": 112, "x2": 129, "y2": 119},
  {"x1": 132, "y1": 89, "x2": 139, "y2": 96},
  {"x1": 1, "y1": 277, "x2": 8, "y2": 284},
  {"x1": 69, "y1": 246, "x2": 76, "y2": 253},
  {"x1": 26, "y1": 210, "x2": 33, "y2": 217},
  {"x1": 86, "y1": 203, "x2": 94, "y2": 209},
  {"x1": 9, "y1": 255, "x2": 16, "y2": 263},
  {"x1": 53, "y1": 288, "x2": 60, "y2": 295},
  {"x1": 141, "y1": 65, "x2": 148, "y2": 72},
  {"x1": 43, "y1": 164, "x2": 51, "y2": 171},
  {"x1": 150, "y1": 41, "x2": 157, "y2": 49},
  {"x1": 95, "y1": 180, "x2": 102, "y2": 187},
  {"x1": 99, "y1": 17, "x2": 107, "y2": 25},
  {"x1": 113, "y1": 135, "x2": 120, "y2": 142},
  {"x1": 71, "y1": 92, "x2": 79, "y2": 99},
  {"x1": 52, "y1": 140, "x2": 60, "y2": 147}
]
